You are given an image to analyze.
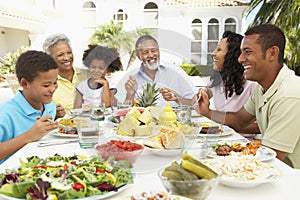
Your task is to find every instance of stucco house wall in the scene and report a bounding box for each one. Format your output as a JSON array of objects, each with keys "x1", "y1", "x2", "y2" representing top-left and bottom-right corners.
[{"x1": 0, "y1": 0, "x2": 248, "y2": 67}]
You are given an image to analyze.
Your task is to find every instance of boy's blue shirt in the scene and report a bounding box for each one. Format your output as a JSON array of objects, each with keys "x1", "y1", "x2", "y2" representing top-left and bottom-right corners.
[{"x1": 0, "y1": 90, "x2": 56, "y2": 164}]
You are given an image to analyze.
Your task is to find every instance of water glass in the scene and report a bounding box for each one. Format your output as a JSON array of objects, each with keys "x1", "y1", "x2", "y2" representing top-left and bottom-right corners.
[
  {"x1": 77, "y1": 119, "x2": 100, "y2": 149},
  {"x1": 175, "y1": 105, "x2": 192, "y2": 123},
  {"x1": 90, "y1": 106, "x2": 105, "y2": 121},
  {"x1": 117, "y1": 99, "x2": 132, "y2": 109}
]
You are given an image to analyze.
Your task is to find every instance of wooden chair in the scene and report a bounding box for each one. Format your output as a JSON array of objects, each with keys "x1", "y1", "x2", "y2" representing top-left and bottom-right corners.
[{"x1": 4, "y1": 74, "x2": 21, "y2": 94}]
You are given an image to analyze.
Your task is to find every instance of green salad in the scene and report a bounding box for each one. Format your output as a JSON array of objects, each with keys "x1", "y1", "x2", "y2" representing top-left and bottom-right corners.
[{"x1": 0, "y1": 154, "x2": 134, "y2": 200}]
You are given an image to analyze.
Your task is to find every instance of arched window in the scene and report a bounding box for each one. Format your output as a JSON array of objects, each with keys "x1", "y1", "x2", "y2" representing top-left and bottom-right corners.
[
  {"x1": 81, "y1": 1, "x2": 96, "y2": 28},
  {"x1": 207, "y1": 18, "x2": 219, "y2": 64},
  {"x1": 143, "y1": 2, "x2": 158, "y2": 27},
  {"x1": 113, "y1": 9, "x2": 128, "y2": 22},
  {"x1": 82, "y1": 1, "x2": 96, "y2": 8},
  {"x1": 224, "y1": 18, "x2": 236, "y2": 32},
  {"x1": 191, "y1": 19, "x2": 202, "y2": 64}
]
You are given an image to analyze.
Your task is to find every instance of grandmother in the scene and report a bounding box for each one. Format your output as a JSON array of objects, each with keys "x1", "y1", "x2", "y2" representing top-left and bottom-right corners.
[{"x1": 43, "y1": 33, "x2": 89, "y2": 110}]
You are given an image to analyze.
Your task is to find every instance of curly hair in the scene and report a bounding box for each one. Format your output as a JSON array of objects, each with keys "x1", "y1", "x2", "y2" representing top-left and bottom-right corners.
[
  {"x1": 209, "y1": 31, "x2": 245, "y2": 98},
  {"x1": 82, "y1": 45, "x2": 122, "y2": 73},
  {"x1": 16, "y1": 50, "x2": 58, "y2": 83}
]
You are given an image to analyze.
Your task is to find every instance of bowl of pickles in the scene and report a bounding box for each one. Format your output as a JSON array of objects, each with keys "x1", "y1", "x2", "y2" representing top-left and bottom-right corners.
[{"x1": 158, "y1": 154, "x2": 221, "y2": 200}]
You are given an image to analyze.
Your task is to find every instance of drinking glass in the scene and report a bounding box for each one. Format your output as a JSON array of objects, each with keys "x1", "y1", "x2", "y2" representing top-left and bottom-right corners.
[
  {"x1": 90, "y1": 104, "x2": 105, "y2": 121},
  {"x1": 77, "y1": 119, "x2": 100, "y2": 149},
  {"x1": 174, "y1": 105, "x2": 192, "y2": 123},
  {"x1": 117, "y1": 99, "x2": 132, "y2": 109}
]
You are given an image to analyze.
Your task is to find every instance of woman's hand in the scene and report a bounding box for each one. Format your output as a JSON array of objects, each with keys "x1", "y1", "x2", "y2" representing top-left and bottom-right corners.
[{"x1": 193, "y1": 88, "x2": 210, "y2": 116}]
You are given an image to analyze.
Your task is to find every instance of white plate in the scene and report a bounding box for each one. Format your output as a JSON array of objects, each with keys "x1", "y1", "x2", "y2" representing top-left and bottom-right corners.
[
  {"x1": 144, "y1": 146, "x2": 183, "y2": 157},
  {"x1": 0, "y1": 179, "x2": 132, "y2": 200},
  {"x1": 256, "y1": 146, "x2": 277, "y2": 161},
  {"x1": 207, "y1": 142, "x2": 277, "y2": 162},
  {"x1": 115, "y1": 134, "x2": 152, "y2": 142},
  {"x1": 50, "y1": 129, "x2": 78, "y2": 138},
  {"x1": 0, "y1": 158, "x2": 134, "y2": 200},
  {"x1": 120, "y1": 193, "x2": 192, "y2": 200},
  {"x1": 202, "y1": 157, "x2": 281, "y2": 188},
  {"x1": 199, "y1": 126, "x2": 233, "y2": 137},
  {"x1": 220, "y1": 168, "x2": 281, "y2": 188},
  {"x1": 107, "y1": 116, "x2": 119, "y2": 127}
]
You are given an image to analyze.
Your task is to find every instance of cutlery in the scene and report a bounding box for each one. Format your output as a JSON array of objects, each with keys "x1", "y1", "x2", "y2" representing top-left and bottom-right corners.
[
  {"x1": 206, "y1": 138, "x2": 248, "y2": 143},
  {"x1": 38, "y1": 140, "x2": 78, "y2": 147}
]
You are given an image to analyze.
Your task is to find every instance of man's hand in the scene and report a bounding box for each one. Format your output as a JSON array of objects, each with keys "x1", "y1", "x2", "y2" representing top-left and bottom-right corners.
[
  {"x1": 125, "y1": 75, "x2": 138, "y2": 96},
  {"x1": 160, "y1": 87, "x2": 178, "y2": 102}
]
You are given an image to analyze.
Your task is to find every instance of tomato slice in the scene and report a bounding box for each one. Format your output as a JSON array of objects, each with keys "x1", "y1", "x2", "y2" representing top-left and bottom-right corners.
[
  {"x1": 96, "y1": 168, "x2": 106, "y2": 173},
  {"x1": 34, "y1": 165, "x2": 47, "y2": 169},
  {"x1": 72, "y1": 182, "x2": 85, "y2": 191}
]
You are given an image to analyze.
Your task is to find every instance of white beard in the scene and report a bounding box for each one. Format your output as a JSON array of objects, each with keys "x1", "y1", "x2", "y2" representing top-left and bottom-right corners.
[{"x1": 144, "y1": 59, "x2": 159, "y2": 70}]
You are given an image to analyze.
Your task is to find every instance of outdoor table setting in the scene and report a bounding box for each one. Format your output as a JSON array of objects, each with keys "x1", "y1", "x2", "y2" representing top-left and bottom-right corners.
[{"x1": 0, "y1": 106, "x2": 300, "y2": 200}]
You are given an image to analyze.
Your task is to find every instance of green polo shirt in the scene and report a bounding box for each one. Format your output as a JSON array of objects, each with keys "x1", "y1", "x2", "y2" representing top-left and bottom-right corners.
[{"x1": 244, "y1": 65, "x2": 300, "y2": 169}]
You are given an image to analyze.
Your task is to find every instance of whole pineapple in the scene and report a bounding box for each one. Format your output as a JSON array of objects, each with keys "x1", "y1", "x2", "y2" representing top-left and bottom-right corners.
[{"x1": 137, "y1": 82, "x2": 160, "y2": 107}]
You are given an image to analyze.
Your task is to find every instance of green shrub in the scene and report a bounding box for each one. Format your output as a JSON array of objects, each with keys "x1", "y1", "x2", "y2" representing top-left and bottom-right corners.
[
  {"x1": 0, "y1": 46, "x2": 29, "y2": 77},
  {"x1": 180, "y1": 63, "x2": 213, "y2": 77}
]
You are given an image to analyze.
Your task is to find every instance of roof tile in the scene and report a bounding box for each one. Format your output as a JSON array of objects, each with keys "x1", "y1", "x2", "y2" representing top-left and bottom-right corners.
[{"x1": 164, "y1": 0, "x2": 248, "y2": 7}]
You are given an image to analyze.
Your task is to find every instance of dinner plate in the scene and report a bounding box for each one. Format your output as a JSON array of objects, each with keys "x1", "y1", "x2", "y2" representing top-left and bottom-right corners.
[
  {"x1": 144, "y1": 146, "x2": 183, "y2": 157},
  {"x1": 198, "y1": 125, "x2": 233, "y2": 137},
  {"x1": 120, "y1": 193, "x2": 192, "y2": 200},
  {"x1": 0, "y1": 183, "x2": 132, "y2": 200},
  {"x1": 115, "y1": 134, "x2": 152, "y2": 142},
  {"x1": 107, "y1": 116, "x2": 119, "y2": 127},
  {"x1": 0, "y1": 156, "x2": 135, "y2": 200},
  {"x1": 50, "y1": 129, "x2": 78, "y2": 138},
  {"x1": 202, "y1": 156, "x2": 281, "y2": 188},
  {"x1": 220, "y1": 172, "x2": 280, "y2": 188},
  {"x1": 207, "y1": 142, "x2": 277, "y2": 162}
]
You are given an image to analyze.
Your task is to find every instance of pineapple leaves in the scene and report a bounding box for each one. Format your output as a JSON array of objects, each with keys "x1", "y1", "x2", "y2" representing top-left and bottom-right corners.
[{"x1": 137, "y1": 82, "x2": 160, "y2": 108}]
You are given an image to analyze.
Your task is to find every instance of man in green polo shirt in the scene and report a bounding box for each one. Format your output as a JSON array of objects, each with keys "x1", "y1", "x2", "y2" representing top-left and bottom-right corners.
[{"x1": 195, "y1": 24, "x2": 300, "y2": 169}]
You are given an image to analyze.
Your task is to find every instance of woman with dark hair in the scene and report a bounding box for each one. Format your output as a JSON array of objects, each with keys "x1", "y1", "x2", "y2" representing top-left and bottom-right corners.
[
  {"x1": 206, "y1": 31, "x2": 258, "y2": 137},
  {"x1": 207, "y1": 31, "x2": 256, "y2": 113}
]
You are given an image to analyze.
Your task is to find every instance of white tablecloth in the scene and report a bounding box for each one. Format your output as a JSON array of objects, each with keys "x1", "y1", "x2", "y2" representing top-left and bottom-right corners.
[{"x1": 1, "y1": 117, "x2": 300, "y2": 200}]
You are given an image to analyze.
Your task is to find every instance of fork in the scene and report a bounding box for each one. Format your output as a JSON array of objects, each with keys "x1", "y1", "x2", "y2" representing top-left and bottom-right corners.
[{"x1": 38, "y1": 140, "x2": 78, "y2": 147}]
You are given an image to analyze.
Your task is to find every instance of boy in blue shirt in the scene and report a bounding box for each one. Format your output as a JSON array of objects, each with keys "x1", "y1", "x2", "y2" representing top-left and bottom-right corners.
[{"x1": 0, "y1": 50, "x2": 60, "y2": 164}]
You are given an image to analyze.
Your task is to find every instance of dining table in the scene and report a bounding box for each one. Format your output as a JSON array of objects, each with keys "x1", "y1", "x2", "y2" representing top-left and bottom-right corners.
[{"x1": 0, "y1": 113, "x2": 299, "y2": 200}]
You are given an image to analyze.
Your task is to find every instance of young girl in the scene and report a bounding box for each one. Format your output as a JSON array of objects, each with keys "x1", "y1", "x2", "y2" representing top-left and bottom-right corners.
[{"x1": 74, "y1": 45, "x2": 122, "y2": 109}]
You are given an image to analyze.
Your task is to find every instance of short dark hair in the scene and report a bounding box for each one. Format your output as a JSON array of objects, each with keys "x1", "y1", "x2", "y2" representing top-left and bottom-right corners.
[
  {"x1": 16, "y1": 50, "x2": 58, "y2": 83},
  {"x1": 82, "y1": 45, "x2": 122, "y2": 73},
  {"x1": 135, "y1": 35, "x2": 159, "y2": 52},
  {"x1": 245, "y1": 24, "x2": 285, "y2": 64}
]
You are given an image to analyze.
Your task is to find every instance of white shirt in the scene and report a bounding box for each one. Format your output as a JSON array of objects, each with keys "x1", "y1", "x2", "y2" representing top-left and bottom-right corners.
[
  {"x1": 76, "y1": 78, "x2": 116, "y2": 108},
  {"x1": 134, "y1": 63, "x2": 196, "y2": 107}
]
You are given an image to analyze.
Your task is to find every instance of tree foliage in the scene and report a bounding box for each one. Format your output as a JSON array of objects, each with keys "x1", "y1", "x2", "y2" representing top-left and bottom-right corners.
[
  {"x1": 244, "y1": 0, "x2": 300, "y2": 75},
  {"x1": 89, "y1": 20, "x2": 153, "y2": 69},
  {"x1": 0, "y1": 46, "x2": 29, "y2": 77}
]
